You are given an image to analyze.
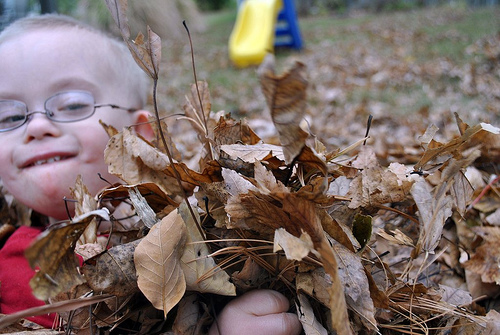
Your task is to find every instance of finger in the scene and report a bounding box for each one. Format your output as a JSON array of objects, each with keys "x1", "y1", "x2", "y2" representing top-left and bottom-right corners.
[
  {"x1": 210, "y1": 312, "x2": 302, "y2": 335},
  {"x1": 251, "y1": 312, "x2": 302, "y2": 335},
  {"x1": 230, "y1": 289, "x2": 290, "y2": 316}
]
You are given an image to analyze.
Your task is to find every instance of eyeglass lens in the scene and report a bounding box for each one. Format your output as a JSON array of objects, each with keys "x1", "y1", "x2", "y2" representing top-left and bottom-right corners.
[{"x1": 0, "y1": 91, "x2": 96, "y2": 131}]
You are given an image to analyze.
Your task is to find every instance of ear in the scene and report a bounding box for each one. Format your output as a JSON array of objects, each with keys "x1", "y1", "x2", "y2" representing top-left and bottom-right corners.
[{"x1": 132, "y1": 110, "x2": 155, "y2": 141}]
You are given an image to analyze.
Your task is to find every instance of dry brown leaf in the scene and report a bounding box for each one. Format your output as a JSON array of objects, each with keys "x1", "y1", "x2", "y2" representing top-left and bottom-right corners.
[
  {"x1": 223, "y1": 167, "x2": 256, "y2": 196},
  {"x1": 273, "y1": 228, "x2": 314, "y2": 260},
  {"x1": 296, "y1": 293, "x2": 328, "y2": 335},
  {"x1": 134, "y1": 209, "x2": 187, "y2": 317},
  {"x1": 484, "y1": 310, "x2": 500, "y2": 334},
  {"x1": 183, "y1": 81, "x2": 212, "y2": 138},
  {"x1": 128, "y1": 187, "x2": 158, "y2": 228},
  {"x1": 411, "y1": 176, "x2": 453, "y2": 256},
  {"x1": 104, "y1": 128, "x2": 184, "y2": 197},
  {"x1": 71, "y1": 175, "x2": 98, "y2": 245},
  {"x1": 82, "y1": 239, "x2": 140, "y2": 297},
  {"x1": 327, "y1": 176, "x2": 351, "y2": 197},
  {"x1": 280, "y1": 193, "x2": 352, "y2": 335},
  {"x1": 71, "y1": 175, "x2": 98, "y2": 218},
  {"x1": 258, "y1": 54, "x2": 309, "y2": 164},
  {"x1": 178, "y1": 202, "x2": 236, "y2": 296},
  {"x1": 26, "y1": 209, "x2": 110, "y2": 300},
  {"x1": 172, "y1": 293, "x2": 206, "y2": 335},
  {"x1": 347, "y1": 164, "x2": 413, "y2": 209},
  {"x1": 225, "y1": 191, "x2": 291, "y2": 235},
  {"x1": 464, "y1": 226, "x2": 500, "y2": 285},
  {"x1": 99, "y1": 182, "x2": 178, "y2": 213},
  {"x1": 414, "y1": 121, "x2": 500, "y2": 172},
  {"x1": 220, "y1": 143, "x2": 285, "y2": 163},
  {"x1": 231, "y1": 257, "x2": 269, "y2": 291},
  {"x1": 296, "y1": 145, "x2": 328, "y2": 177},
  {"x1": 105, "y1": 0, "x2": 161, "y2": 79},
  {"x1": 253, "y1": 161, "x2": 288, "y2": 194},
  {"x1": 213, "y1": 115, "x2": 261, "y2": 146},
  {"x1": 438, "y1": 284, "x2": 472, "y2": 306},
  {"x1": 329, "y1": 237, "x2": 377, "y2": 331}
]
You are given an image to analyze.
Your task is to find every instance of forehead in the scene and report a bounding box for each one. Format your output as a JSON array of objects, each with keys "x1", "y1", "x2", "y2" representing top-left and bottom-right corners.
[{"x1": 0, "y1": 28, "x2": 121, "y2": 99}]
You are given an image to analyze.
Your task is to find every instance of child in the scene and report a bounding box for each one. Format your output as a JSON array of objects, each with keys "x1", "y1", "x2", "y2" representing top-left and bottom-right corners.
[{"x1": 0, "y1": 14, "x2": 301, "y2": 334}]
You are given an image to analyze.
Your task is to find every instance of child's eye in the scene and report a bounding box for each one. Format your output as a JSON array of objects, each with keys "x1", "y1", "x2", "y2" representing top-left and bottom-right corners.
[
  {"x1": 59, "y1": 103, "x2": 90, "y2": 112},
  {"x1": 0, "y1": 113, "x2": 25, "y2": 124}
]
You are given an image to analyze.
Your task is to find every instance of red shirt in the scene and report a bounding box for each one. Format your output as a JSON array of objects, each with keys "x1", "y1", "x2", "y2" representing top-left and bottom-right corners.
[{"x1": 0, "y1": 226, "x2": 57, "y2": 328}]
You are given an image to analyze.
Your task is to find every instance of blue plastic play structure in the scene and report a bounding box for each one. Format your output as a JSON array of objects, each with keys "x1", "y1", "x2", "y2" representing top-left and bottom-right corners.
[
  {"x1": 274, "y1": 0, "x2": 303, "y2": 49},
  {"x1": 230, "y1": 0, "x2": 302, "y2": 67}
]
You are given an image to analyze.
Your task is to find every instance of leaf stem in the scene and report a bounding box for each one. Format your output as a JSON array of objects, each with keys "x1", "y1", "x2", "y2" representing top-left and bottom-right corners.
[{"x1": 151, "y1": 78, "x2": 205, "y2": 239}]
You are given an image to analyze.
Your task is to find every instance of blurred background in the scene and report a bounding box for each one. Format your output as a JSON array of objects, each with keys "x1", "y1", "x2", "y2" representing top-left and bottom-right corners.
[{"x1": 1, "y1": 0, "x2": 499, "y2": 158}]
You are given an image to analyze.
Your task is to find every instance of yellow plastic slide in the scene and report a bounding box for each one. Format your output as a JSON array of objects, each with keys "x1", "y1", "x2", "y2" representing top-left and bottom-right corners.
[{"x1": 229, "y1": 0, "x2": 283, "y2": 68}]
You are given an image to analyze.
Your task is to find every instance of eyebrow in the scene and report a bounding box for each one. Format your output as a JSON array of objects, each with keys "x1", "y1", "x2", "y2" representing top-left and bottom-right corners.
[{"x1": 50, "y1": 78, "x2": 99, "y2": 93}]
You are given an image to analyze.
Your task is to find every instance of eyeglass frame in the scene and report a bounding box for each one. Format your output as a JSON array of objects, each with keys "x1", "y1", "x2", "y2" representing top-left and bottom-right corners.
[{"x1": 0, "y1": 90, "x2": 138, "y2": 133}]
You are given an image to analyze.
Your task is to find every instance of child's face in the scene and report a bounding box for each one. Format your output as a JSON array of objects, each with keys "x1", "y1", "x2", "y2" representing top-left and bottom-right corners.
[{"x1": 0, "y1": 28, "x2": 148, "y2": 220}]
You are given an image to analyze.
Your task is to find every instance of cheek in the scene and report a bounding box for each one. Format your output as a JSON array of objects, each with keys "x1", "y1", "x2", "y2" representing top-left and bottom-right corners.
[{"x1": 0, "y1": 140, "x2": 15, "y2": 178}]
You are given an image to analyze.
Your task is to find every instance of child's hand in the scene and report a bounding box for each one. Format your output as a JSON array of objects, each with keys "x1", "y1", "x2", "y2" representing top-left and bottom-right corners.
[{"x1": 209, "y1": 289, "x2": 302, "y2": 335}]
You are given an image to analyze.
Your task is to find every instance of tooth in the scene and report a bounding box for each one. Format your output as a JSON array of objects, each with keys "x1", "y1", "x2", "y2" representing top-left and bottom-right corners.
[{"x1": 32, "y1": 156, "x2": 63, "y2": 166}]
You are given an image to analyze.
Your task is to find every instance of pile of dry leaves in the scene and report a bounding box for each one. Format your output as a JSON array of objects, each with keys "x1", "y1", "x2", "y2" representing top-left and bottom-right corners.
[{"x1": 1, "y1": 0, "x2": 500, "y2": 334}]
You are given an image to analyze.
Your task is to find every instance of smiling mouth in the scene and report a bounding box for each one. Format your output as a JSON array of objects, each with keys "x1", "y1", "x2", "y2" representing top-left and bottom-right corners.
[{"x1": 28, "y1": 155, "x2": 73, "y2": 167}]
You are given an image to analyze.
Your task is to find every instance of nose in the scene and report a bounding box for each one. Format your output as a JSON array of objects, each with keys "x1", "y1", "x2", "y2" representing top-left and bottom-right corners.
[{"x1": 23, "y1": 110, "x2": 62, "y2": 142}]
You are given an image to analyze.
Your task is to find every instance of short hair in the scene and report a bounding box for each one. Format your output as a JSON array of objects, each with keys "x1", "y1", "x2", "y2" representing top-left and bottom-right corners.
[{"x1": 0, "y1": 14, "x2": 150, "y2": 107}]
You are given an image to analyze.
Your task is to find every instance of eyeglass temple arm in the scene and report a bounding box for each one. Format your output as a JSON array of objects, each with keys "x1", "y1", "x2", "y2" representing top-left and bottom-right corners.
[{"x1": 95, "y1": 104, "x2": 138, "y2": 112}]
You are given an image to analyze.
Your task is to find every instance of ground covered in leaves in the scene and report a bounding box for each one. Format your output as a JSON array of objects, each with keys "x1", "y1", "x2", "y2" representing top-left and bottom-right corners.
[{"x1": 1, "y1": 2, "x2": 500, "y2": 335}]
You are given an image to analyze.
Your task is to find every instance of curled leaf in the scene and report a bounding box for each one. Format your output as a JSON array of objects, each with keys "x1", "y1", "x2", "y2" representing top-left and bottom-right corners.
[
  {"x1": 26, "y1": 209, "x2": 110, "y2": 300},
  {"x1": 258, "y1": 54, "x2": 308, "y2": 164}
]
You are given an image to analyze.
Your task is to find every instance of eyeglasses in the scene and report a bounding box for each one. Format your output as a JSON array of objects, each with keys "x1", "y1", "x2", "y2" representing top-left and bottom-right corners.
[{"x1": 0, "y1": 90, "x2": 138, "y2": 132}]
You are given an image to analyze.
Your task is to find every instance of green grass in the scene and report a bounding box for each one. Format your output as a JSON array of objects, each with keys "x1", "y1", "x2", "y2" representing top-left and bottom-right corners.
[{"x1": 158, "y1": 4, "x2": 499, "y2": 127}]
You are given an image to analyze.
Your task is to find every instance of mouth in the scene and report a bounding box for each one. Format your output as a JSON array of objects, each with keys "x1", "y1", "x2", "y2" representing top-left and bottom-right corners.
[{"x1": 24, "y1": 155, "x2": 75, "y2": 168}]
